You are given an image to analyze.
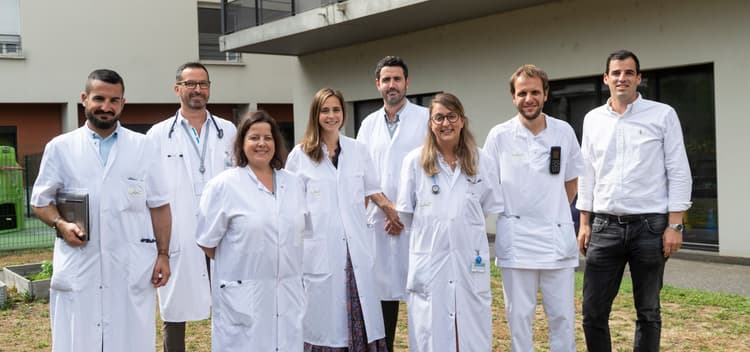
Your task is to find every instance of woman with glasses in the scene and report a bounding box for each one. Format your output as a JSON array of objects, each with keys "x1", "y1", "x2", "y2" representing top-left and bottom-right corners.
[
  {"x1": 196, "y1": 111, "x2": 306, "y2": 351},
  {"x1": 396, "y1": 93, "x2": 504, "y2": 351},
  {"x1": 286, "y1": 88, "x2": 390, "y2": 352}
]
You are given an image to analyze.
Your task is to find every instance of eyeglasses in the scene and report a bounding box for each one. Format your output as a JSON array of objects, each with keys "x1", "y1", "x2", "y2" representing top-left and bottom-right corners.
[
  {"x1": 177, "y1": 80, "x2": 211, "y2": 89},
  {"x1": 431, "y1": 112, "x2": 460, "y2": 124}
]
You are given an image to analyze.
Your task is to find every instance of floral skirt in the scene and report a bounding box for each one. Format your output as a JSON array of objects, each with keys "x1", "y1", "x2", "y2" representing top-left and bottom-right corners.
[{"x1": 304, "y1": 248, "x2": 389, "y2": 352}]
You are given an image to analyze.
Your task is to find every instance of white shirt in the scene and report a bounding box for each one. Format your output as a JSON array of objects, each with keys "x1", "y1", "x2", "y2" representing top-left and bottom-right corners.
[
  {"x1": 356, "y1": 100, "x2": 429, "y2": 301},
  {"x1": 286, "y1": 136, "x2": 385, "y2": 347},
  {"x1": 576, "y1": 95, "x2": 692, "y2": 215},
  {"x1": 196, "y1": 167, "x2": 306, "y2": 352},
  {"x1": 483, "y1": 115, "x2": 583, "y2": 269}
]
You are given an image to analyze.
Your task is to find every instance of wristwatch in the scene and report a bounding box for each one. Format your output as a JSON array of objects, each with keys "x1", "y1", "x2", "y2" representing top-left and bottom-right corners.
[{"x1": 668, "y1": 223, "x2": 684, "y2": 232}]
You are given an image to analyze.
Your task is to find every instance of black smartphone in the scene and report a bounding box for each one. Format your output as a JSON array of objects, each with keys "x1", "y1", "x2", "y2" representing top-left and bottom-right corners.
[{"x1": 550, "y1": 146, "x2": 561, "y2": 174}]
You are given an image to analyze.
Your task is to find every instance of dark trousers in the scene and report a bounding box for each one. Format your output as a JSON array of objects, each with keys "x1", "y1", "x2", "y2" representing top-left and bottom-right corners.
[
  {"x1": 582, "y1": 213, "x2": 668, "y2": 352},
  {"x1": 381, "y1": 300, "x2": 400, "y2": 352},
  {"x1": 162, "y1": 321, "x2": 186, "y2": 352}
]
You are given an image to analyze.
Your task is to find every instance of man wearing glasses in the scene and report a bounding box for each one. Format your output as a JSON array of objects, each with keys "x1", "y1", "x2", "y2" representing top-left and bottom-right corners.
[
  {"x1": 356, "y1": 56, "x2": 428, "y2": 351},
  {"x1": 483, "y1": 64, "x2": 582, "y2": 351},
  {"x1": 147, "y1": 62, "x2": 237, "y2": 352}
]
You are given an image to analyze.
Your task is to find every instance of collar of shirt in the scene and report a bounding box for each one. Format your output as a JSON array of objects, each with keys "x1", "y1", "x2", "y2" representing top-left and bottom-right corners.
[
  {"x1": 383, "y1": 101, "x2": 408, "y2": 124},
  {"x1": 177, "y1": 110, "x2": 210, "y2": 144},
  {"x1": 86, "y1": 122, "x2": 120, "y2": 165},
  {"x1": 321, "y1": 139, "x2": 343, "y2": 167},
  {"x1": 512, "y1": 114, "x2": 549, "y2": 140},
  {"x1": 605, "y1": 93, "x2": 643, "y2": 117},
  {"x1": 245, "y1": 166, "x2": 275, "y2": 195}
]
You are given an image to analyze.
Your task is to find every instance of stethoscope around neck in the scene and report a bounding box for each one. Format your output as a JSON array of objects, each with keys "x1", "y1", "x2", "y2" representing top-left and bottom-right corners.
[{"x1": 167, "y1": 110, "x2": 224, "y2": 139}]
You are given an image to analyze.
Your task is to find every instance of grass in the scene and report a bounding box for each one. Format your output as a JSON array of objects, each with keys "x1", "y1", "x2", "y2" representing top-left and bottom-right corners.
[{"x1": 2, "y1": 248, "x2": 750, "y2": 351}]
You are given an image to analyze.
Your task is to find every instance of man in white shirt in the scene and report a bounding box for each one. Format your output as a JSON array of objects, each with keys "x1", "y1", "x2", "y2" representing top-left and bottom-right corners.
[
  {"x1": 356, "y1": 56, "x2": 429, "y2": 351},
  {"x1": 147, "y1": 62, "x2": 237, "y2": 352},
  {"x1": 484, "y1": 64, "x2": 582, "y2": 351},
  {"x1": 577, "y1": 50, "x2": 693, "y2": 352}
]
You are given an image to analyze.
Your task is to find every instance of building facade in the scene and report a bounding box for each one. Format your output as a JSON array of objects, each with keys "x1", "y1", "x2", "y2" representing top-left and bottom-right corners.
[
  {"x1": 0, "y1": 0, "x2": 296, "y2": 165},
  {"x1": 222, "y1": 0, "x2": 749, "y2": 258}
]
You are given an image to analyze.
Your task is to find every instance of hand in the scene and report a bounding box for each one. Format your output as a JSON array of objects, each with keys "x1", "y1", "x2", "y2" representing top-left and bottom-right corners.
[
  {"x1": 382, "y1": 203, "x2": 404, "y2": 236},
  {"x1": 663, "y1": 227, "x2": 683, "y2": 257},
  {"x1": 151, "y1": 254, "x2": 171, "y2": 288},
  {"x1": 59, "y1": 220, "x2": 86, "y2": 247},
  {"x1": 578, "y1": 224, "x2": 591, "y2": 256}
]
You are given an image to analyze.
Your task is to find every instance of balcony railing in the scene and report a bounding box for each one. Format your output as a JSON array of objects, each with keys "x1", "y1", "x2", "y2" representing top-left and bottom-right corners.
[
  {"x1": 222, "y1": 0, "x2": 342, "y2": 34},
  {"x1": 0, "y1": 35, "x2": 22, "y2": 57}
]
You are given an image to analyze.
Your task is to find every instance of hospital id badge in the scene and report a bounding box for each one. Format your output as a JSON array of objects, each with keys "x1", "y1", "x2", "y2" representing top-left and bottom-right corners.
[
  {"x1": 471, "y1": 255, "x2": 486, "y2": 273},
  {"x1": 193, "y1": 181, "x2": 206, "y2": 196}
]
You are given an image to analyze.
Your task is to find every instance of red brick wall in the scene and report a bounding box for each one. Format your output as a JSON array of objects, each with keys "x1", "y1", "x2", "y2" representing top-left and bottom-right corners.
[{"x1": 0, "y1": 103, "x2": 62, "y2": 161}]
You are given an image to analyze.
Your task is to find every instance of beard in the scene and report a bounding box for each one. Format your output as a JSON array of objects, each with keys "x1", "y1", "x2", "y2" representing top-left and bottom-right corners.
[
  {"x1": 518, "y1": 105, "x2": 543, "y2": 121},
  {"x1": 183, "y1": 92, "x2": 208, "y2": 110},
  {"x1": 85, "y1": 109, "x2": 119, "y2": 130},
  {"x1": 382, "y1": 88, "x2": 406, "y2": 106}
]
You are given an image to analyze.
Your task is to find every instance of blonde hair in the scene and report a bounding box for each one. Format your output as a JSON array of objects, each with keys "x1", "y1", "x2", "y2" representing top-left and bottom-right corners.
[
  {"x1": 420, "y1": 93, "x2": 478, "y2": 177},
  {"x1": 300, "y1": 88, "x2": 346, "y2": 162}
]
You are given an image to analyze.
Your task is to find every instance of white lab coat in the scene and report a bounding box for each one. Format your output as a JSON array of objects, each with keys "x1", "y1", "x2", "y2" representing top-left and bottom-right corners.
[
  {"x1": 396, "y1": 147, "x2": 504, "y2": 352},
  {"x1": 483, "y1": 115, "x2": 583, "y2": 269},
  {"x1": 30, "y1": 123, "x2": 169, "y2": 352},
  {"x1": 356, "y1": 100, "x2": 429, "y2": 301},
  {"x1": 146, "y1": 112, "x2": 236, "y2": 322},
  {"x1": 286, "y1": 136, "x2": 386, "y2": 347},
  {"x1": 196, "y1": 167, "x2": 306, "y2": 352}
]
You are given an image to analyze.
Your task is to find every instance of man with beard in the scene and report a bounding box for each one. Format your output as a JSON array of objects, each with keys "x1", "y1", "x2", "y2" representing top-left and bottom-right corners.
[
  {"x1": 147, "y1": 62, "x2": 236, "y2": 352},
  {"x1": 356, "y1": 56, "x2": 428, "y2": 351},
  {"x1": 31, "y1": 69, "x2": 172, "y2": 352},
  {"x1": 483, "y1": 64, "x2": 582, "y2": 351}
]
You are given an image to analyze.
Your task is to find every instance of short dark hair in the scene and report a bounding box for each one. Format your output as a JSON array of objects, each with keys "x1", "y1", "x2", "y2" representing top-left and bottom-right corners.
[
  {"x1": 606, "y1": 49, "x2": 640, "y2": 74},
  {"x1": 176, "y1": 62, "x2": 210, "y2": 81},
  {"x1": 374, "y1": 56, "x2": 409, "y2": 80},
  {"x1": 85, "y1": 69, "x2": 124, "y2": 94},
  {"x1": 234, "y1": 110, "x2": 288, "y2": 169}
]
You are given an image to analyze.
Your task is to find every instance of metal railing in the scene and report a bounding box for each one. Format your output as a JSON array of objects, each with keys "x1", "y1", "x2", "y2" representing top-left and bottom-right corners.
[
  {"x1": 221, "y1": 0, "x2": 344, "y2": 34},
  {"x1": 0, "y1": 153, "x2": 55, "y2": 253},
  {"x1": 0, "y1": 34, "x2": 22, "y2": 57}
]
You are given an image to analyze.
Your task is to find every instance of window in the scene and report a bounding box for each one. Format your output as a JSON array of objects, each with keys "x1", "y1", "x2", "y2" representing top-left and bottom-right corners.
[
  {"x1": 546, "y1": 63, "x2": 718, "y2": 251},
  {"x1": 353, "y1": 92, "x2": 438, "y2": 136},
  {"x1": 0, "y1": 0, "x2": 21, "y2": 57},
  {"x1": 199, "y1": 4, "x2": 241, "y2": 62}
]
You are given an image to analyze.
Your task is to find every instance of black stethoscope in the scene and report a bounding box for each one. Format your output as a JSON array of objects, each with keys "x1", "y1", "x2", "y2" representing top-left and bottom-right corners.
[{"x1": 167, "y1": 111, "x2": 224, "y2": 140}]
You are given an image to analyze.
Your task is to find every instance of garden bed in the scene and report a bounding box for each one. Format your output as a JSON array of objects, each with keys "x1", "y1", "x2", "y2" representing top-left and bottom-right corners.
[{"x1": 2, "y1": 263, "x2": 50, "y2": 300}]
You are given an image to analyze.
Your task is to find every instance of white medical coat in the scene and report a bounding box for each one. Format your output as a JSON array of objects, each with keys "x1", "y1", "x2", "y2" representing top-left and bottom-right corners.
[
  {"x1": 196, "y1": 167, "x2": 306, "y2": 352},
  {"x1": 147, "y1": 112, "x2": 236, "y2": 322},
  {"x1": 356, "y1": 100, "x2": 429, "y2": 301},
  {"x1": 483, "y1": 115, "x2": 583, "y2": 269},
  {"x1": 30, "y1": 123, "x2": 169, "y2": 352},
  {"x1": 286, "y1": 136, "x2": 386, "y2": 347},
  {"x1": 396, "y1": 147, "x2": 504, "y2": 352}
]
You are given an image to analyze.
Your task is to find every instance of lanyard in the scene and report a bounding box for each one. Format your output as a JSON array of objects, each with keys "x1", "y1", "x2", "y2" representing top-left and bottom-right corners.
[{"x1": 181, "y1": 119, "x2": 210, "y2": 174}]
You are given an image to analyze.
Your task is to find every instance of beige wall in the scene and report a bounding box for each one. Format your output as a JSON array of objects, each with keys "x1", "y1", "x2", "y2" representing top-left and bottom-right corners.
[
  {"x1": 294, "y1": 0, "x2": 750, "y2": 257},
  {"x1": 0, "y1": 0, "x2": 294, "y2": 130}
]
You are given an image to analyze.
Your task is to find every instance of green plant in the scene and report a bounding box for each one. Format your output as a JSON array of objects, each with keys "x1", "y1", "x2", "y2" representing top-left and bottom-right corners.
[{"x1": 27, "y1": 261, "x2": 52, "y2": 281}]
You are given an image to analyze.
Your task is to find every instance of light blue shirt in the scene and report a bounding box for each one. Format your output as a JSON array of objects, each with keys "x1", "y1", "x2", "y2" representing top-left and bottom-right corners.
[{"x1": 92, "y1": 131, "x2": 118, "y2": 166}]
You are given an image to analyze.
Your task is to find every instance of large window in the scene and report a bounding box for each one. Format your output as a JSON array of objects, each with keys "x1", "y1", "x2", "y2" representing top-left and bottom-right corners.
[
  {"x1": 546, "y1": 63, "x2": 718, "y2": 251},
  {"x1": 0, "y1": 0, "x2": 21, "y2": 57},
  {"x1": 199, "y1": 4, "x2": 241, "y2": 62}
]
